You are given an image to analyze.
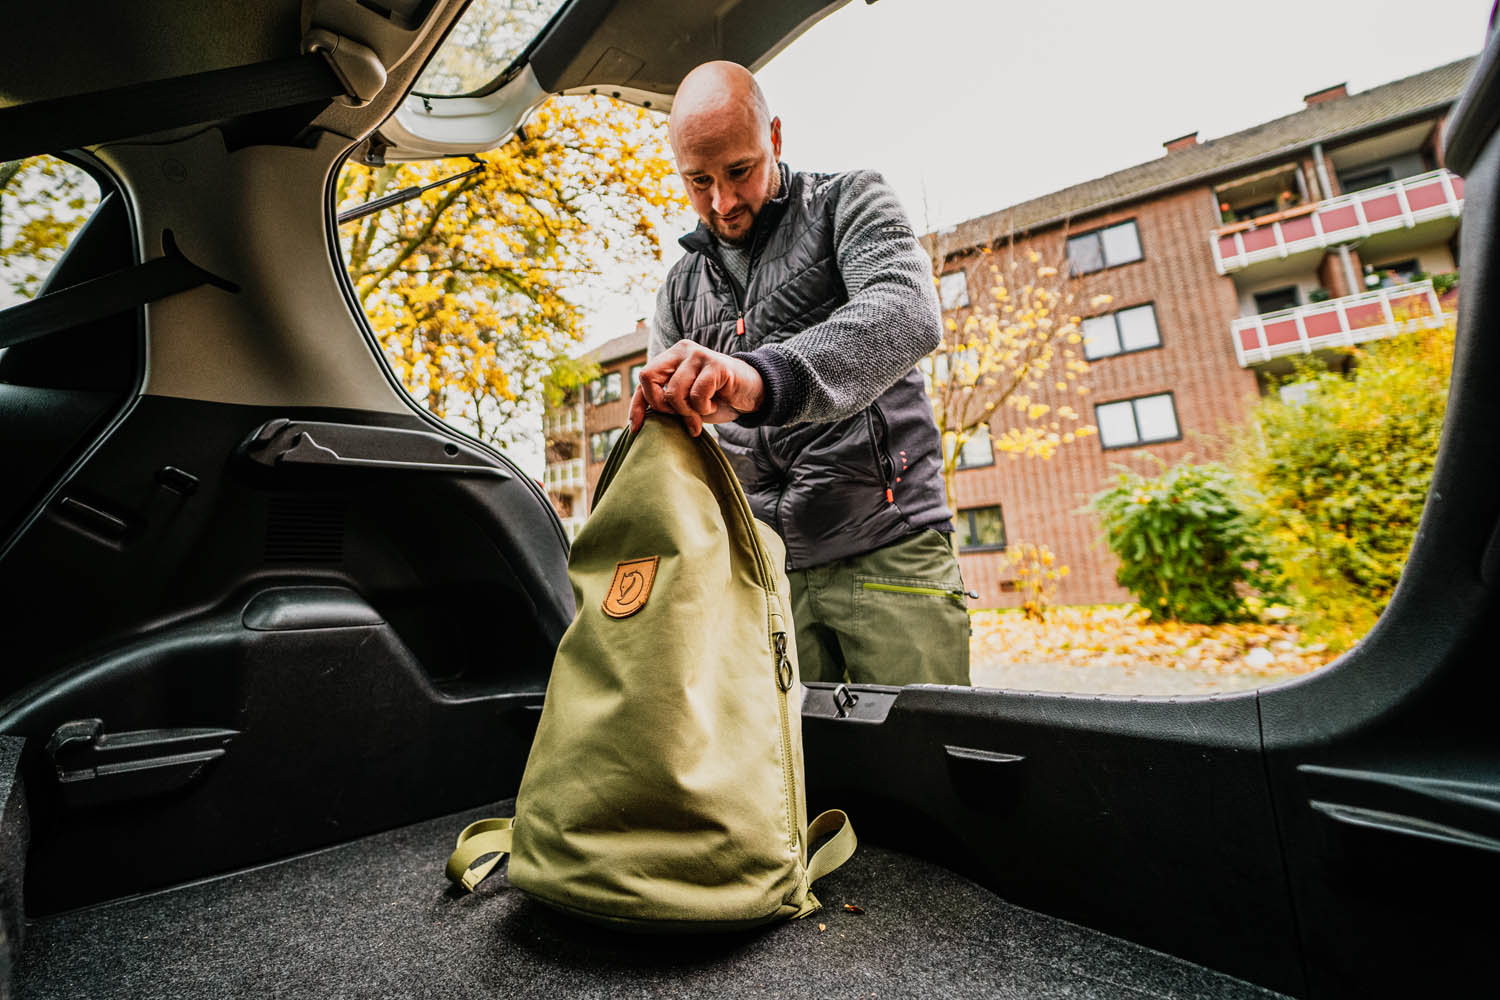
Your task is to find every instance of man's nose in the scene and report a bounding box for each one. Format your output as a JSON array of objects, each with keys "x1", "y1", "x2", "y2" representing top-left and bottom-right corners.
[{"x1": 712, "y1": 185, "x2": 740, "y2": 216}]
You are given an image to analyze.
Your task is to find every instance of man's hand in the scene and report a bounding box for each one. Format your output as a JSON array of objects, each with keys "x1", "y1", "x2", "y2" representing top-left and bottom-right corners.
[{"x1": 629, "y1": 340, "x2": 766, "y2": 436}]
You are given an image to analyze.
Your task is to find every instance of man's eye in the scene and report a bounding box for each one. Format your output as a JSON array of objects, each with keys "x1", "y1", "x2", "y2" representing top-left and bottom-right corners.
[{"x1": 690, "y1": 177, "x2": 712, "y2": 189}]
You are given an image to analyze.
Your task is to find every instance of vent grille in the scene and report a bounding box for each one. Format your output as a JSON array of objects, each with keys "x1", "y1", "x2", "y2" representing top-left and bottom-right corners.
[{"x1": 265, "y1": 495, "x2": 345, "y2": 563}]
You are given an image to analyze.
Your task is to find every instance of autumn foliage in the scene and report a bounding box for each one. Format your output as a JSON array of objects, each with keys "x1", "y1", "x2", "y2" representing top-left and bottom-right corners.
[
  {"x1": 921, "y1": 240, "x2": 1106, "y2": 515},
  {"x1": 0, "y1": 156, "x2": 99, "y2": 304},
  {"x1": 1235, "y1": 317, "x2": 1455, "y2": 649},
  {"x1": 337, "y1": 96, "x2": 683, "y2": 447}
]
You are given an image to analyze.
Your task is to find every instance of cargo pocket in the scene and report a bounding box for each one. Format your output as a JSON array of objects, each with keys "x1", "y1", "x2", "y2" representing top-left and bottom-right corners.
[{"x1": 849, "y1": 574, "x2": 971, "y2": 686}]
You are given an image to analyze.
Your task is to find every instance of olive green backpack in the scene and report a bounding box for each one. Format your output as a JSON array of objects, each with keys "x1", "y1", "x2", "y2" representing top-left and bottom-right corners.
[{"x1": 445, "y1": 413, "x2": 856, "y2": 930}]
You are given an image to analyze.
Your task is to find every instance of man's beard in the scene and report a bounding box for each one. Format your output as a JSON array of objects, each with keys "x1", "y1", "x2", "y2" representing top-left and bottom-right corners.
[{"x1": 709, "y1": 167, "x2": 781, "y2": 247}]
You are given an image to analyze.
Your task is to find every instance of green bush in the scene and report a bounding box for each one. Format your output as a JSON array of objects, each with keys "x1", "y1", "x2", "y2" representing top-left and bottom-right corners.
[
  {"x1": 1235, "y1": 322, "x2": 1454, "y2": 650},
  {"x1": 1091, "y1": 462, "x2": 1277, "y2": 624}
]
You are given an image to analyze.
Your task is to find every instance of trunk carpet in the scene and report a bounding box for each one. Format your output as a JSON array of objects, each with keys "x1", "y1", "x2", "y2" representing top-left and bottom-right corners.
[{"x1": 14, "y1": 801, "x2": 1286, "y2": 999}]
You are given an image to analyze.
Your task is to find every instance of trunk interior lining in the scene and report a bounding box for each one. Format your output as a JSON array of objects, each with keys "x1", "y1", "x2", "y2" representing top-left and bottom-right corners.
[{"x1": 15, "y1": 800, "x2": 1285, "y2": 1000}]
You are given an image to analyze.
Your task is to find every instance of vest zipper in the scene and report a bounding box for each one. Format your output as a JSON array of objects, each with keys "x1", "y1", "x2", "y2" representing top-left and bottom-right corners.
[
  {"x1": 861, "y1": 580, "x2": 969, "y2": 607},
  {"x1": 706, "y1": 247, "x2": 748, "y2": 340},
  {"x1": 868, "y1": 405, "x2": 896, "y2": 503}
]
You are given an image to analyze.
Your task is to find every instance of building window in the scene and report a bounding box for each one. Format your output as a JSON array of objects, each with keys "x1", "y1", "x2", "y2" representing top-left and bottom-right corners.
[
  {"x1": 588, "y1": 371, "x2": 621, "y2": 406},
  {"x1": 1365, "y1": 258, "x2": 1421, "y2": 288},
  {"x1": 1067, "y1": 220, "x2": 1142, "y2": 275},
  {"x1": 939, "y1": 270, "x2": 970, "y2": 310},
  {"x1": 957, "y1": 425, "x2": 994, "y2": 468},
  {"x1": 1336, "y1": 165, "x2": 1394, "y2": 193},
  {"x1": 589, "y1": 427, "x2": 623, "y2": 463},
  {"x1": 1253, "y1": 286, "x2": 1299, "y2": 314},
  {"x1": 629, "y1": 363, "x2": 646, "y2": 391},
  {"x1": 1095, "y1": 393, "x2": 1180, "y2": 449},
  {"x1": 1081, "y1": 303, "x2": 1162, "y2": 360},
  {"x1": 957, "y1": 506, "x2": 1007, "y2": 552}
]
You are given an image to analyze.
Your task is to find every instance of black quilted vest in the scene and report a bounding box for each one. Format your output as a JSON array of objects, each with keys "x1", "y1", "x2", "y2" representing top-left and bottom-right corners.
[{"x1": 664, "y1": 166, "x2": 953, "y2": 570}]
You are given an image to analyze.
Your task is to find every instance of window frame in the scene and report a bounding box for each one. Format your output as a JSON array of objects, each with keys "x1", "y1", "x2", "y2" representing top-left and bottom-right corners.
[
  {"x1": 588, "y1": 370, "x2": 622, "y2": 406},
  {"x1": 1081, "y1": 301, "x2": 1164, "y2": 361},
  {"x1": 1094, "y1": 391, "x2": 1182, "y2": 451},
  {"x1": 1252, "y1": 286, "x2": 1301, "y2": 315},
  {"x1": 1067, "y1": 219, "x2": 1144, "y2": 276},
  {"x1": 629, "y1": 362, "x2": 646, "y2": 391},
  {"x1": 1336, "y1": 165, "x2": 1396, "y2": 193},
  {"x1": 956, "y1": 504, "x2": 1008, "y2": 553},
  {"x1": 939, "y1": 269, "x2": 971, "y2": 310},
  {"x1": 589, "y1": 426, "x2": 623, "y2": 464},
  {"x1": 956, "y1": 424, "x2": 995, "y2": 469}
]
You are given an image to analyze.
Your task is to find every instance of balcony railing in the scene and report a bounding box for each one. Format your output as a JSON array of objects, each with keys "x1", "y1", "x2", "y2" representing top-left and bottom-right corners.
[
  {"x1": 559, "y1": 516, "x2": 585, "y2": 541},
  {"x1": 543, "y1": 458, "x2": 585, "y2": 492},
  {"x1": 1212, "y1": 169, "x2": 1464, "y2": 275},
  {"x1": 1231, "y1": 279, "x2": 1450, "y2": 366},
  {"x1": 544, "y1": 408, "x2": 582, "y2": 435}
]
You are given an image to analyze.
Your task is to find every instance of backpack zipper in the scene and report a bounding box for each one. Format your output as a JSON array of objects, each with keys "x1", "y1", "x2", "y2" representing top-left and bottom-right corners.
[
  {"x1": 771, "y1": 616, "x2": 799, "y2": 860},
  {"x1": 861, "y1": 581, "x2": 969, "y2": 606},
  {"x1": 698, "y1": 434, "x2": 801, "y2": 862}
]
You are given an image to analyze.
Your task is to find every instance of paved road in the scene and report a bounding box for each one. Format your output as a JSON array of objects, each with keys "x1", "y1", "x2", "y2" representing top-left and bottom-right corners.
[{"x1": 970, "y1": 658, "x2": 1305, "y2": 697}]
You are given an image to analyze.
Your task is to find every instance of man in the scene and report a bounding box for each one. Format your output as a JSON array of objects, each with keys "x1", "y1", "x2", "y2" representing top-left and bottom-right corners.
[{"x1": 628, "y1": 61, "x2": 969, "y2": 687}]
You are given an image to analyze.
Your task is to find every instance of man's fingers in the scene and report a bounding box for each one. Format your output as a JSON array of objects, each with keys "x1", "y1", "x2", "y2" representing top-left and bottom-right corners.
[
  {"x1": 628, "y1": 385, "x2": 648, "y2": 431},
  {"x1": 640, "y1": 367, "x2": 672, "y2": 415},
  {"x1": 661, "y1": 355, "x2": 707, "y2": 420},
  {"x1": 686, "y1": 362, "x2": 727, "y2": 416}
]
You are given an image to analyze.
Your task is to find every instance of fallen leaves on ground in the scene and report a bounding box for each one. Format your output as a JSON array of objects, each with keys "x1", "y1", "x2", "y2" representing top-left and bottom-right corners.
[
  {"x1": 843, "y1": 903, "x2": 866, "y2": 915},
  {"x1": 971, "y1": 605, "x2": 1335, "y2": 677}
]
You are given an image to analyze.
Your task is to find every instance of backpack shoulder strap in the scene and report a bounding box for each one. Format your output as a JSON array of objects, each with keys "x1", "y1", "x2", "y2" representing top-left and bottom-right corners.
[
  {"x1": 793, "y1": 809, "x2": 858, "y2": 919},
  {"x1": 446, "y1": 816, "x2": 515, "y2": 892}
]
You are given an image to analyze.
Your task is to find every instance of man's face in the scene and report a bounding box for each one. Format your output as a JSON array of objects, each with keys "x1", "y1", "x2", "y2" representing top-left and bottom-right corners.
[{"x1": 672, "y1": 109, "x2": 782, "y2": 246}]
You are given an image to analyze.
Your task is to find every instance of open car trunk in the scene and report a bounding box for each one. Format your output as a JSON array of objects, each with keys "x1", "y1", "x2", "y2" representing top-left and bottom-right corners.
[{"x1": 4, "y1": 2, "x2": 1500, "y2": 997}]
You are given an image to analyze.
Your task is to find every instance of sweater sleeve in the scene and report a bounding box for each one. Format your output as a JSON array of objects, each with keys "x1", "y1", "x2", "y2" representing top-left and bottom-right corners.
[{"x1": 731, "y1": 170, "x2": 941, "y2": 427}]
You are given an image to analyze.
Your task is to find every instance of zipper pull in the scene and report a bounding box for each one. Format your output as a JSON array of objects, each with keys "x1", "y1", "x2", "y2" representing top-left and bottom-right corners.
[
  {"x1": 773, "y1": 630, "x2": 793, "y2": 691},
  {"x1": 736, "y1": 313, "x2": 746, "y2": 337}
]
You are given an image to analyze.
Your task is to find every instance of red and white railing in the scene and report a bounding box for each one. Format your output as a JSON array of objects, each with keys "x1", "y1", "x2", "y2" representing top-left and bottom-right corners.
[
  {"x1": 1211, "y1": 169, "x2": 1463, "y2": 275},
  {"x1": 1231, "y1": 279, "x2": 1450, "y2": 366}
]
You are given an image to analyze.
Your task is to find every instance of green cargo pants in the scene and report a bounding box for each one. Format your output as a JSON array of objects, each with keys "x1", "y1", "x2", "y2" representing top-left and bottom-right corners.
[{"x1": 788, "y1": 528, "x2": 972, "y2": 687}]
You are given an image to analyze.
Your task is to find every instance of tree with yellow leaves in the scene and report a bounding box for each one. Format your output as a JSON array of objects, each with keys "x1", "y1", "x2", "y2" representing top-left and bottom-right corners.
[
  {"x1": 337, "y1": 94, "x2": 683, "y2": 449},
  {"x1": 0, "y1": 155, "x2": 99, "y2": 305},
  {"x1": 920, "y1": 233, "x2": 1110, "y2": 515}
]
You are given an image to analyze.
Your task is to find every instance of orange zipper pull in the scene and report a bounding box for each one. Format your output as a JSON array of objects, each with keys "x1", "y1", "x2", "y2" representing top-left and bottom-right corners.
[{"x1": 736, "y1": 316, "x2": 745, "y2": 336}]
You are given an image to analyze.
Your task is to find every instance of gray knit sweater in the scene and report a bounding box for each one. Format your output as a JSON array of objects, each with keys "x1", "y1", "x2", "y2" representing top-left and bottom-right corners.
[{"x1": 648, "y1": 169, "x2": 941, "y2": 426}]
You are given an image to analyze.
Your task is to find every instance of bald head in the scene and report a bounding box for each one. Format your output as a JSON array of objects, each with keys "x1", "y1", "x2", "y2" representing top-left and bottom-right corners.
[
  {"x1": 670, "y1": 61, "x2": 772, "y2": 148},
  {"x1": 669, "y1": 61, "x2": 782, "y2": 246}
]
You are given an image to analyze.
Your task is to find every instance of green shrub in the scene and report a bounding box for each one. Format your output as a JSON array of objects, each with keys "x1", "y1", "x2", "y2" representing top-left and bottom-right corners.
[
  {"x1": 1092, "y1": 462, "x2": 1277, "y2": 624},
  {"x1": 1235, "y1": 321, "x2": 1454, "y2": 650}
]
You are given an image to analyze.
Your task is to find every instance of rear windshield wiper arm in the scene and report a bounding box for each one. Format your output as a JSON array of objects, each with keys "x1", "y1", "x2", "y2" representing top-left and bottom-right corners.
[{"x1": 337, "y1": 156, "x2": 484, "y2": 225}]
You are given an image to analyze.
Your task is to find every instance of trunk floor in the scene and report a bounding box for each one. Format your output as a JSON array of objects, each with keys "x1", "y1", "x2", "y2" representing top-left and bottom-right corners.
[{"x1": 15, "y1": 801, "x2": 1286, "y2": 1000}]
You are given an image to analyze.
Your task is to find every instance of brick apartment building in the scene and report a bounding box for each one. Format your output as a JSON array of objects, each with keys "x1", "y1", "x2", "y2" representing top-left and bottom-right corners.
[
  {"x1": 542, "y1": 56, "x2": 1471, "y2": 606},
  {"x1": 541, "y1": 324, "x2": 648, "y2": 540}
]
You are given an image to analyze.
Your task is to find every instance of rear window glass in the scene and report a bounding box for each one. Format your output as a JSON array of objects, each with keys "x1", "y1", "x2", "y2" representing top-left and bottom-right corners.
[
  {"x1": 413, "y1": 0, "x2": 570, "y2": 97},
  {"x1": 1, "y1": 155, "x2": 101, "y2": 307}
]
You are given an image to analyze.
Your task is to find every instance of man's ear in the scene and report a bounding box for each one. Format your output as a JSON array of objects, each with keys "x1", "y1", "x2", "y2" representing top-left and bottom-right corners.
[{"x1": 770, "y1": 116, "x2": 782, "y2": 159}]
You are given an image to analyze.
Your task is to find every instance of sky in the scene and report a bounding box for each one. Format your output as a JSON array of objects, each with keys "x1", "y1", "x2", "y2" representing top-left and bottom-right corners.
[{"x1": 576, "y1": 0, "x2": 1492, "y2": 350}]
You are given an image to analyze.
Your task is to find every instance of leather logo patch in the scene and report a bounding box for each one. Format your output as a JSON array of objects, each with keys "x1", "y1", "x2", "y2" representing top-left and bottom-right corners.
[{"x1": 603, "y1": 556, "x2": 659, "y2": 619}]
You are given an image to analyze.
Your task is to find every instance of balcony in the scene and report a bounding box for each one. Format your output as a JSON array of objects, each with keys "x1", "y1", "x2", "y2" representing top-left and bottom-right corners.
[
  {"x1": 544, "y1": 408, "x2": 582, "y2": 435},
  {"x1": 559, "y1": 516, "x2": 585, "y2": 541},
  {"x1": 1231, "y1": 279, "x2": 1450, "y2": 366},
  {"x1": 1211, "y1": 169, "x2": 1464, "y2": 275},
  {"x1": 544, "y1": 458, "x2": 585, "y2": 492}
]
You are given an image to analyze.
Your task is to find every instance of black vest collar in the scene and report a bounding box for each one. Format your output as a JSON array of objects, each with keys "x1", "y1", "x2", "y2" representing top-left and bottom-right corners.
[{"x1": 678, "y1": 163, "x2": 795, "y2": 256}]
